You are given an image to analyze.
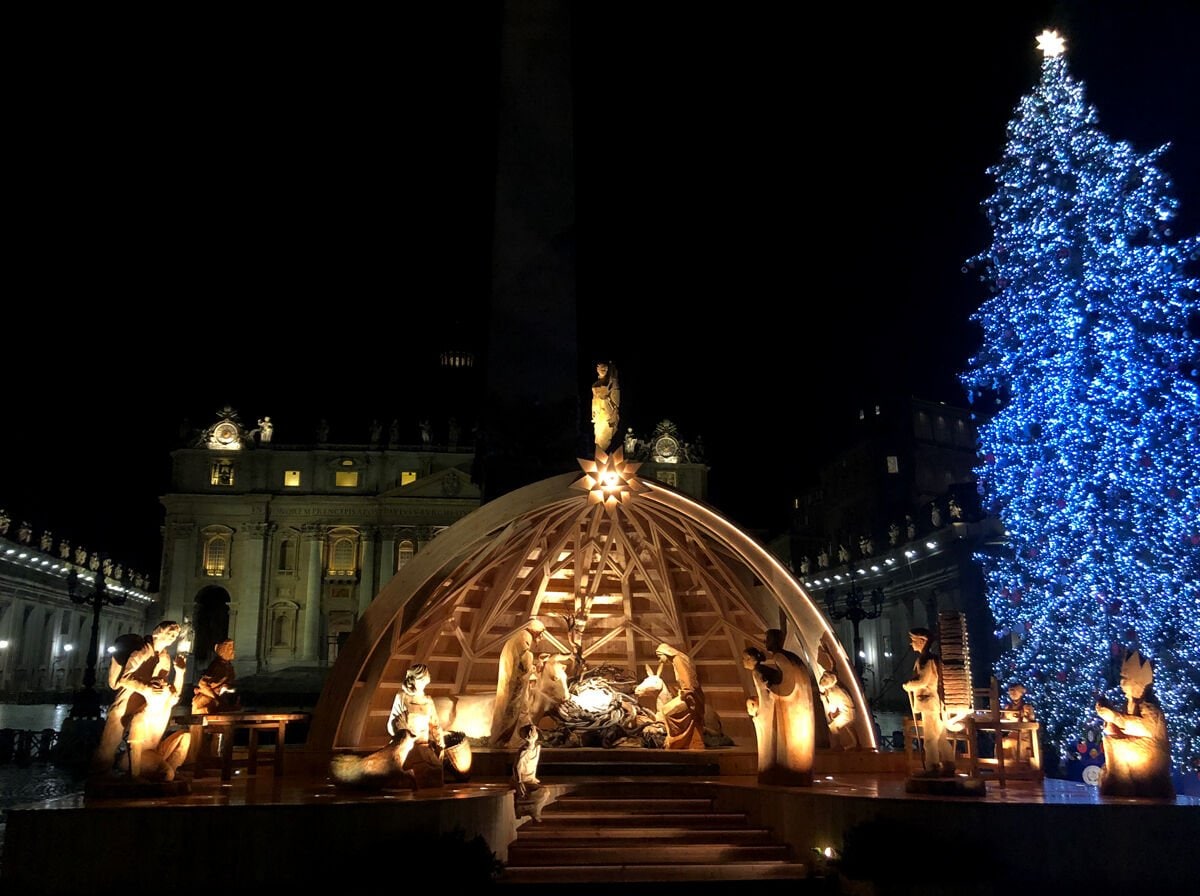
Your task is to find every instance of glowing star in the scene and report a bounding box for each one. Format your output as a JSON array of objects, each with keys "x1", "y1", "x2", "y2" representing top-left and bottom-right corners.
[
  {"x1": 573, "y1": 447, "x2": 644, "y2": 513},
  {"x1": 1036, "y1": 29, "x2": 1065, "y2": 58}
]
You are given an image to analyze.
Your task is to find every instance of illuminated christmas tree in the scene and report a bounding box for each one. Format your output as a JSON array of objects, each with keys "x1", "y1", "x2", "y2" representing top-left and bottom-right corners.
[{"x1": 961, "y1": 30, "x2": 1200, "y2": 781}]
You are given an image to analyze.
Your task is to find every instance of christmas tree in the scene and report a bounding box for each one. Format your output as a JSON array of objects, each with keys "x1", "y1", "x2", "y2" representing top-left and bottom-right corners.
[{"x1": 961, "y1": 30, "x2": 1200, "y2": 782}]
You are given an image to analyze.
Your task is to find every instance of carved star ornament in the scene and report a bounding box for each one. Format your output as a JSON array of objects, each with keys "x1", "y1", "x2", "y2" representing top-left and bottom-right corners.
[{"x1": 573, "y1": 447, "x2": 645, "y2": 513}]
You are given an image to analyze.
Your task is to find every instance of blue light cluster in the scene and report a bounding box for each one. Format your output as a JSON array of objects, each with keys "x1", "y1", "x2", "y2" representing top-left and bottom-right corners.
[{"x1": 960, "y1": 48, "x2": 1200, "y2": 781}]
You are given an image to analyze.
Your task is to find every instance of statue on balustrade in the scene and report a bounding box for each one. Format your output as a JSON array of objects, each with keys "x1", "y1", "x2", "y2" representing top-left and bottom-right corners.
[
  {"x1": 590, "y1": 361, "x2": 620, "y2": 453},
  {"x1": 1095, "y1": 649, "x2": 1174, "y2": 798}
]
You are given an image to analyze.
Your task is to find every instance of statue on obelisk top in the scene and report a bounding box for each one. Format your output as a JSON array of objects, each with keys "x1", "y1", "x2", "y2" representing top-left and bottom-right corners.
[{"x1": 591, "y1": 360, "x2": 620, "y2": 453}]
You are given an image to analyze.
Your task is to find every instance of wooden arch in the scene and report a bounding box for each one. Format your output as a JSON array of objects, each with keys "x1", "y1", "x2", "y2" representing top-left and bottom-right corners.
[{"x1": 306, "y1": 468, "x2": 876, "y2": 756}]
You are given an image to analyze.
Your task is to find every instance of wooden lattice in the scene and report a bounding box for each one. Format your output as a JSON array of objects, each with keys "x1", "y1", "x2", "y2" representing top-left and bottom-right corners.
[{"x1": 937, "y1": 611, "x2": 973, "y2": 713}]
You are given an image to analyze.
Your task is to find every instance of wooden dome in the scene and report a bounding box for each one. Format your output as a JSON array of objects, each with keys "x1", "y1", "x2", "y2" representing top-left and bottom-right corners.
[{"x1": 307, "y1": 457, "x2": 874, "y2": 755}]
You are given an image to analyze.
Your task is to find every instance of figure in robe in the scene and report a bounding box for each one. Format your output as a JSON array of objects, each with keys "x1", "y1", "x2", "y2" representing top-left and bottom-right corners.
[
  {"x1": 1000, "y1": 683, "x2": 1035, "y2": 763},
  {"x1": 742, "y1": 646, "x2": 782, "y2": 776},
  {"x1": 387, "y1": 663, "x2": 445, "y2": 789},
  {"x1": 902, "y1": 627, "x2": 956, "y2": 777},
  {"x1": 1095, "y1": 649, "x2": 1174, "y2": 798},
  {"x1": 654, "y1": 643, "x2": 706, "y2": 750},
  {"x1": 512, "y1": 723, "x2": 542, "y2": 798},
  {"x1": 94, "y1": 621, "x2": 191, "y2": 781},
  {"x1": 817, "y1": 670, "x2": 859, "y2": 750},
  {"x1": 490, "y1": 619, "x2": 546, "y2": 748},
  {"x1": 763, "y1": 628, "x2": 815, "y2": 785},
  {"x1": 191, "y1": 639, "x2": 240, "y2": 714},
  {"x1": 590, "y1": 361, "x2": 620, "y2": 453}
]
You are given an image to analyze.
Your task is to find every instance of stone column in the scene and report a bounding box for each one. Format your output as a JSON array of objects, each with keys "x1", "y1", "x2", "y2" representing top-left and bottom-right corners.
[
  {"x1": 300, "y1": 525, "x2": 325, "y2": 662},
  {"x1": 358, "y1": 526, "x2": 377, "y2": 617},
  {"x1": 237, "y1": 522, "x2": 275, "y2": 672},
  {"x1": 161, "y1": 521, "x2": 196, "y2": 624},
  {"x1": 378, "y1": 526, "x2": 397, "y2": 589}
]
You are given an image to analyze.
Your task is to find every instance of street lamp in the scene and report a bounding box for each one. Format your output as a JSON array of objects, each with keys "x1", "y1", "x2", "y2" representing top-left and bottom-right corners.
[
  {"x1": 824, "y1": 574, "x2": 886, "y2": 681},
  {"x1": 66, "y1": 565, "x2": 126, "y2": 719}
]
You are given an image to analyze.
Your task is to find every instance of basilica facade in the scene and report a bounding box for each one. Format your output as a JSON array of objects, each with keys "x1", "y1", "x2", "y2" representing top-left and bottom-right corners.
[
  {"x1": 157, "y1": 408, "x2": 483, "y2": 675},
  {"x1": 157, "y1": 409, "x2": 711, "y2": 680}
]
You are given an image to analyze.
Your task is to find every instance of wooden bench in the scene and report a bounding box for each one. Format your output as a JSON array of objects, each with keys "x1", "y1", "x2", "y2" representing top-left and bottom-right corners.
[{"x1": 178, "y1": 712, "x2": 309, "y2": 781}]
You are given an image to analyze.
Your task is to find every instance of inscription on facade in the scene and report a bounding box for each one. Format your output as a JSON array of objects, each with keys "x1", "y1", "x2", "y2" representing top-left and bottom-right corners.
[{"x1": 277, "y1": 507, "x2": 366, "y2": 518}]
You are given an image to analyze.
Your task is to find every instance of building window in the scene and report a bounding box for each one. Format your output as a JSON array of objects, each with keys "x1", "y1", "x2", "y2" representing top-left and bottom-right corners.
[
  {"x1": 335, "y1": 471, "x2": 360, "y2": 488},
  {"x1": 271, "y1": 610, "x2": 296, "y2": 647},
  {"x1": 283, "y1": 470, "x2": 301, "y2": 487},
  {"x1": 204, "y1": 536, "x2": 229, "y2": 577},
  {"x1": 211, "y1": 461, "x2": 235, "y2": 486},
  {"x1": 327, "y1": 529, "x2": 359, "y2": 577},
  {"x1": 401, "y1": 471, "x2": 417, "y2": 486},
  {"x1": 934, "y1": 415, "x2": 950, "y2": 444},
  {"x1": 657, "y1": 470, "x2": 678, "y2": 487},
  {"x1": 886, "y1": 456, "x2": 899, "y2": 474},
  {"x1": 278, "y1": 539, "x2": 295, "y2": 572},
  {"x1": 397, "y1": 539, "x2": 415, "y2": 571}
]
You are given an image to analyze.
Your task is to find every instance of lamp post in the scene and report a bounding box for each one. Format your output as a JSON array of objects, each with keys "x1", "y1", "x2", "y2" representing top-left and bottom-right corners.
[
  {"x1": 66, "y1": 565, "x2": 126, "y2": 720},
  {"x1": 824, "y1": 575, "x2": 886, "y2": 681}
]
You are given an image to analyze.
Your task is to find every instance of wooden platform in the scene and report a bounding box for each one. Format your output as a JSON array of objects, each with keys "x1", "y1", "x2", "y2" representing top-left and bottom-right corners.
[
  {"x1": 5, "y1": 753, "x2": 1197, "y2": 895},
  {"x1": 322, "y1": 742, "x2": 909, "y2": 781}
]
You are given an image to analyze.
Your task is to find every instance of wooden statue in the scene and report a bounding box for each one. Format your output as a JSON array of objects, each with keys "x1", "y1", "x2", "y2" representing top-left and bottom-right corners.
[
  {"x1": 818, "y1": 670, "x2": 859, "y2": 750},
  {"x1": 1095, "y1": 649, "x2": 1174, "y2": 798},
  {"x1": 590, "y1": 361, "x2": 620, "y2": 452},
  {"x1": 490, "y1": 619, "x2": 546, "y2": 748},
  {"x1": 94, "y1": 621, "x2": 191, "y2": 781},
  {"x1": 902, "y1": 627, "x2": 956, "y2": 777},
  {"x1": 762, "y1": 629, "x2": 815, "y2": 785},
  {"x1": 652, "y1": 643, "x2": 706, "y2": 750},
  {"x1": 191, "y1": 639, "x2": 240, "y2": 714}
]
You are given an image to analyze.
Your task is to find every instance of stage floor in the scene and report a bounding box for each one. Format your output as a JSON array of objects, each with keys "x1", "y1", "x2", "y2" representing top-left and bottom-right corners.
[
  {"x1": 4, "y1": 756, "x2": 1198, "y2": 894},
  {"x1": 17, "y1": 767, "x2": 1199, "y2": 810}
]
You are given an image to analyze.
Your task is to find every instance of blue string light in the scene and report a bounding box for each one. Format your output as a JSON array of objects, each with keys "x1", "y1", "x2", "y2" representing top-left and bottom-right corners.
[{"x1": 961, "y1": 38, "x2": 1200, "y2": 783}]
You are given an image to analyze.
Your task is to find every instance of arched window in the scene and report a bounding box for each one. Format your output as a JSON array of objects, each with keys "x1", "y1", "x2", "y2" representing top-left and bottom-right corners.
[
  {"x1": 326, "y1": 527, "x2": 360, "y2": 577},
  {"x1": 397, "y1": 539, "x2": 415, "y2": 571},
  {"x1": 278, "y1": 539, "x2": 295, "y2": 571},
  {"x1": 204, "y1": 535, "x2": 229, "y2": 577}
]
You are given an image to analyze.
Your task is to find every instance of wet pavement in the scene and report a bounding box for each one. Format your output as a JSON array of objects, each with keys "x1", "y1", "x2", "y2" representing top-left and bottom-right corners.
[{"x1": 0, "y1": 705, "x2": 89, "y2": 860}]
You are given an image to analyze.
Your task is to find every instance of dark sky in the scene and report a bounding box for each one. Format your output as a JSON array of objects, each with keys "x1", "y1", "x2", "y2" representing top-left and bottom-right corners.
[{"x1": 3, "y1": 2, "x2": 1197, "y2": 581}]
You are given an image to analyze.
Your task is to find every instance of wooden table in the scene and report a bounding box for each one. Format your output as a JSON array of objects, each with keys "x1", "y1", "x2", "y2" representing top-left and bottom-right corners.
[{"x1": 178, "y1": 712, "x2": 309, "y2": 781}]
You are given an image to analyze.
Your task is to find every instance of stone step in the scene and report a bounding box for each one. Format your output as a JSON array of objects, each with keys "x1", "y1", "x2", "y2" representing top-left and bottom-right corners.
[
  {"x1": 497, "y1": 860, "x2": 811, "y2": 885},
  {"x1": 527, "y1": 810, "x2": 751, "y2": 827},
  {"x1": 537, "y1": 760, "x2": 722, "y2": 776},
  {"x1": 502, "y1": 782, "x2": 813, "y2": 889},
  {"x1": 519, "y1": 827, "x2": 774, "y2": 842},
  {"x1": 507, "y1": 843, "x2": 794, "y2": 865},
  {"x1": 542, "y1": 796, "x2": 715, "y2": 813}
]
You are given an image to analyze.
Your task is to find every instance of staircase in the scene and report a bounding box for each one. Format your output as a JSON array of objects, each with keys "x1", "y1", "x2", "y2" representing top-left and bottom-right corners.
[{"x1": 497, "y1": 780, "x2": 816, "y2": 890}]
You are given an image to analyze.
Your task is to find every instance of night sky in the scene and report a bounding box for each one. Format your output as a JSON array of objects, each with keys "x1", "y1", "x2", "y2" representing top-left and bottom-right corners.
[{"x1": 3, "y1": 2, "x2": 1197, "y2": 582}]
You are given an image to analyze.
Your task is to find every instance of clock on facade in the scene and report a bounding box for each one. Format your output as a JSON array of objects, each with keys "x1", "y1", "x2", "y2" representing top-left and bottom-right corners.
[
  {"x1": 208, "y1": 420, "x2": 243, "y2": 450},
  {"x1": 652, "y1": 434, "x2": 679, "y2": 461}
]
